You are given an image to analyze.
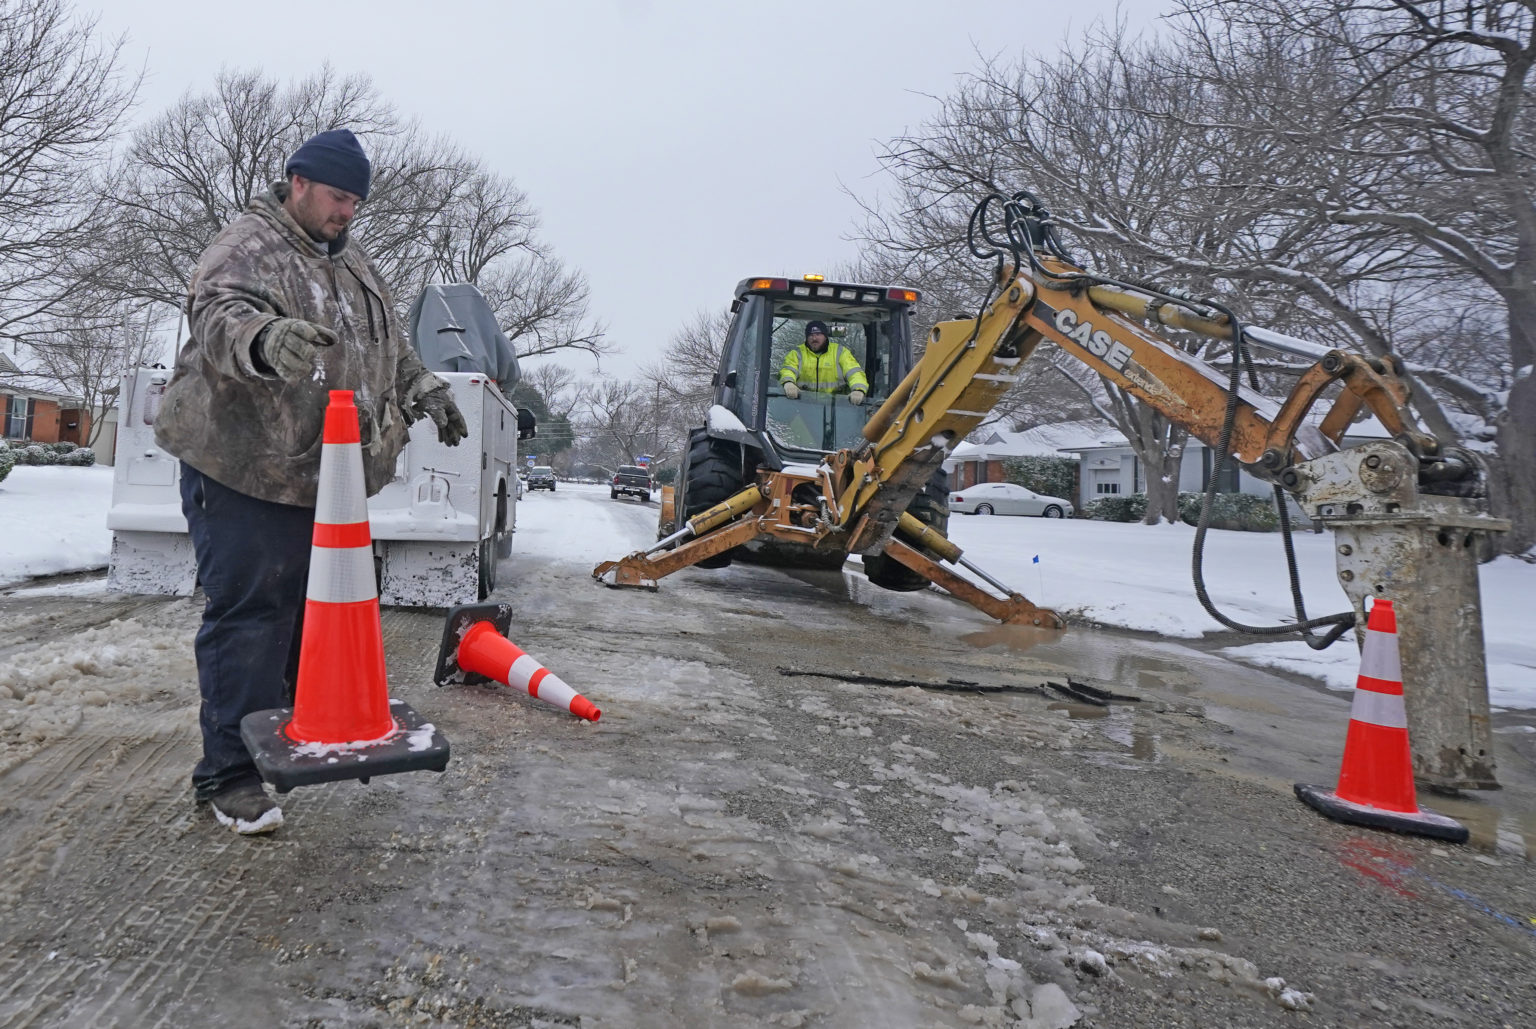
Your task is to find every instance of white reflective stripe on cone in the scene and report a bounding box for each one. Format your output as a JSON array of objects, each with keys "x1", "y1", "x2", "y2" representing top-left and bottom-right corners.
[
  {"x1": 507, "y1": 654, "x2": 542, "y2": 692},
  {"x1": 306, "y1": 545, "x2": 378, "y2": 603},
  {"x1": 1358, "y1": 626, "x2": 1402, "y2": 683},
  {"x1": 1349, "y1": 686, "x2": 1409, "y2": 730},
  {"x1": 506, "y1": 654, "x2": 581, "y2": 709},
  {"x1": 315, "y1": 443, "x2": 369, "y2": 525},
  {"x1": 530, "y1": 672, "x2": 580, "y2": 709}
]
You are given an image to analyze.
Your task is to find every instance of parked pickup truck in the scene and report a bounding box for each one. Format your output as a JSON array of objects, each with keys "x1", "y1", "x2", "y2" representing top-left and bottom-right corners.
[{"x1": 610, "y1": 465, "x2": 653, "y2": 502}]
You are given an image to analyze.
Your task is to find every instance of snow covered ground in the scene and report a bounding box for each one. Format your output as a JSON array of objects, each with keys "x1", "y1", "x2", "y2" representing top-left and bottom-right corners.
[
  {"x1": 4, "y1": 466, "x2": 1532, "y2": 708},
  {"x1": 0, "y1": 465, "x2": 114, "y2": 584}
]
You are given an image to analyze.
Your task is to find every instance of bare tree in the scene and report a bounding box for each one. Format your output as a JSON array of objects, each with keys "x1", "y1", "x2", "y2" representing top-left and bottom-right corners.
[
  {"x1": 24, "y1": 293, "x2": 161, "y2": 447},
  {"x1": 635, "y1": 307, "x2": 732, "y2": 475},
  {"x1": 861, "y1": 22, "x2": 1256, "y2": 522},
  {"x1": 574, "y1": 377, "x2": 656, "y2": 473},
  {"x1": 478, "y1": 257, "x2": 609, "y2": 362},
  {"x1": 863, "y1": 7, "x2": 1531, "y2": 538},
  {"x1": 97, "y1": 67, "x2": 401, "y2": 312},
  {"x1": 1171, "y1": 0, "x2": 1536, "y2": 553},
  {"x1": 96, "y1": 67, "x2": 608, "y2": 364},
  {"x1": 521, "y1": 361, "x2": 581, "y2": 420},
  {"x1": 0, "y1": 0, "x2": 135, "y2": 348}
]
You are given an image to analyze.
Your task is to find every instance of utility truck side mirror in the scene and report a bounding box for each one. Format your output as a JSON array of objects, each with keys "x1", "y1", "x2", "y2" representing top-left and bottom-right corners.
[{"x1": 516, "y1": 409, "x2": 537, "y2": 440}]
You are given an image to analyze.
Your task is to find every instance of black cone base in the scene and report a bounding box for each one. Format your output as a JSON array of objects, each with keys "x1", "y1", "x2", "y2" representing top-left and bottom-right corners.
[
  {"x1": 241, "y1": 699, "x2": 451, "y2": 794},
  {"x1": 434, "y1": 602, "x2": 514, "y2": 686},
  {"x1": 1294, "y1": 783, "x2": 1468, "y2": 844}
]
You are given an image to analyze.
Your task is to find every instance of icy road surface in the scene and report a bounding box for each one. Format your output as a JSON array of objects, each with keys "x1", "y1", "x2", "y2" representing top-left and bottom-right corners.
[{"x1": 0, "y1": 480, "x2": 1532, "y2": 1027}]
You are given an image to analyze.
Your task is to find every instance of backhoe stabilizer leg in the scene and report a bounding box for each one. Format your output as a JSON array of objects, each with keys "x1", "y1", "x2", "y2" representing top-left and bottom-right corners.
[
  {"x1": 880, "y1": 539, "x2": 1065, "y2": 628},
  {"x1": 594, "y1": 518, "x2": 764, "y2": 590}
]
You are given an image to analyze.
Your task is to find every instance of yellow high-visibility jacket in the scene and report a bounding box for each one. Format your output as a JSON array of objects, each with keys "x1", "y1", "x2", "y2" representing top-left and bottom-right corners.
[{"x1": 778, "y1": 342, "x2": 868, "y2": 395}]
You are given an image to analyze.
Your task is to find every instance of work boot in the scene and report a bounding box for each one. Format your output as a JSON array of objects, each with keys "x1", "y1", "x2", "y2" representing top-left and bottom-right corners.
[{"x1": 207, "y1": 781, "x2": 284, "y2": 835}]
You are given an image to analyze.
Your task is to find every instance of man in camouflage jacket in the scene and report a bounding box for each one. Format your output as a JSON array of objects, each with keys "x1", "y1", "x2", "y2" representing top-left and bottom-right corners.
[{"x1": 156, "y1": 129, "x2": 468, "y2": 834}]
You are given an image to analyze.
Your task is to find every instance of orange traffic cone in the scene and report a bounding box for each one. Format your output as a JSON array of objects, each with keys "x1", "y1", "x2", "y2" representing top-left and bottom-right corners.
[
  {"x1": 240, "y1": 390, "x2": 450, "y2": 792},
  {"x1": 434, "y1": 603, "x2": 601, "y2": 721},
  {"x1": 1295, "y1": 598, "x2": 1467, "y2": 843}
]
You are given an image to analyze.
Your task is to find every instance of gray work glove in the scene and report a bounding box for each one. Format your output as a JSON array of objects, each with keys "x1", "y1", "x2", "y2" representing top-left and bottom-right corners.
[
  {"x1": 257, "y1": 318, "x2": 338, "y2": 382},
  {"x1": 848, "y1": 389, "x2": 866, "y2": 406},
  {"x1": 406, "y1": 379, "x2": 469, "y2": 446},
  {"x1": 783, "y1": 381, "x2": 800, "y2": 399}
]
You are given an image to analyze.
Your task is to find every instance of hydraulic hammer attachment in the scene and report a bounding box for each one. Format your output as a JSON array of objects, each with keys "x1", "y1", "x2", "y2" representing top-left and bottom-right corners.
[{"x1": 1289, "y1": 441, "x2": 1508, "y2": 791}]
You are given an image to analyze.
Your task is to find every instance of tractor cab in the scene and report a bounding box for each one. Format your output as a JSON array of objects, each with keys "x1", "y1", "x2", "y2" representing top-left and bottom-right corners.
[
  {"x1": 663, "y1": 274, "x2": 923, "y2": 568},
  {"x1": 717, "y1": 275, "x2": 921, "y2": 464}
]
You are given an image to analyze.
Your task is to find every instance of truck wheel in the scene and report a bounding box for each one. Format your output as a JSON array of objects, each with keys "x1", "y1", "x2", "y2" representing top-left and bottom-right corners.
[
  {"x1": 864, "y1": 471, "x2": 950, "y2": 592},
  {"x1": 611, "y1": 490, "x2": 619, "y2": 499},
  {"x1": 477, "y1": 537, "x2": 498, "y2": 600},
  {"x1": 683, "y1": 431, "x2": 744, "y2": 569}
]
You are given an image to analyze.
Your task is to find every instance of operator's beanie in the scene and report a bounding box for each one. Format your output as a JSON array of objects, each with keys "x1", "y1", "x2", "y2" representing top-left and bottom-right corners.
[
  {"x1": 805, "y1": 320, "x2": 828, "y2": 337},
  {"x1": 285, "y1": 129, "x2": 372, "y2": 200}
]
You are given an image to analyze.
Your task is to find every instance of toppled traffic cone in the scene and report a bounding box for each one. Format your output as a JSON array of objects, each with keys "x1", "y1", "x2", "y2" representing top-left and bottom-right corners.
[
  {"x1": 1295, "y1": 598, "x2": 1467, "y2": 843},
  {"x1": 434, "y1": 603, "x2": 601, "y2": 721},
  {"x1": 240, "y1": 390, "x2": 450, "y2": 793}
]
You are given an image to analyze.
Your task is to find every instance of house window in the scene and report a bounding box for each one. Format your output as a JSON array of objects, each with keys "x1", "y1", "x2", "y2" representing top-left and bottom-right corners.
[
  {"x1": 1095, "y1": 481, "x2": 1120, "y2": 495},
  {"x1": 1202, "y1": 450, "x2": 1240, "y2": 493},
  {"x1": 4, "y1": 395, "x2": 31, "y2": 439}
]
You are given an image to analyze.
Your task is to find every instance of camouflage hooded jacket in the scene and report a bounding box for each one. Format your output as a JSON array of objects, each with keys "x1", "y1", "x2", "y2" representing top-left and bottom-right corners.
[{"x1": 155, "y1": 183, "x2": 436, "y2": 506}]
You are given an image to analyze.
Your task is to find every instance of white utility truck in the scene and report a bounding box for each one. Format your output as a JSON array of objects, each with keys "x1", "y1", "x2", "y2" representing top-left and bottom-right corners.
[{"x1": 106, "y1": 283, "x2": 532, "y2": 607}]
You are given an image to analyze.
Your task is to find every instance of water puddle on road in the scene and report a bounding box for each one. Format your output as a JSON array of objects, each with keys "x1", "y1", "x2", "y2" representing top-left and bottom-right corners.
[{"x1": 957, "y1": 620, "x2": 1536, "y2": 861}]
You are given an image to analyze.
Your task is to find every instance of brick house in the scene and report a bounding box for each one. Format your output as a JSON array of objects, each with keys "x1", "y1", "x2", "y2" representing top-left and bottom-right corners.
[
  {"x1": 0, "y1": 352, "x2": 91, "y2": 447},
  {"x1": 944, "y1": 420, "x2": 1117, "y2": 490}
]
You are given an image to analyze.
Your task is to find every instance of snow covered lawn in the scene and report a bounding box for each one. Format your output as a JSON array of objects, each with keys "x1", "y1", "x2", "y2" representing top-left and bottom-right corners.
[{"x1": 0, "y1": 465, "x2": 114, "y2": 584}]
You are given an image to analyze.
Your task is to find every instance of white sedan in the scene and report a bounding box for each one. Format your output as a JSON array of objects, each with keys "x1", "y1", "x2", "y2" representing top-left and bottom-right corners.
[{"x1": 949, "y1": 482, "x2": 1074, "y2": 518}]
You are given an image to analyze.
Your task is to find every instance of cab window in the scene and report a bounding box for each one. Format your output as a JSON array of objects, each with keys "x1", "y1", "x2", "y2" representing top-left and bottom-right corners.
[{"x1": 764, "y1": 305, "x2": 895, "y2": 455}]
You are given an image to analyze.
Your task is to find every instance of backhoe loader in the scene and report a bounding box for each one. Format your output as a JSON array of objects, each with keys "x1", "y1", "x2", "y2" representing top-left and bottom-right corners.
[{"x1": 594, "y1": 191, "x2": 1506, "y2": 792}]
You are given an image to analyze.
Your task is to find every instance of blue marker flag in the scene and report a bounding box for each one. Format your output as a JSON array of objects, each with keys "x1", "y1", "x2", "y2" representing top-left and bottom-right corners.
[{"x1": 1032, "y1": 554, "x2": 1040, "y2": 564}]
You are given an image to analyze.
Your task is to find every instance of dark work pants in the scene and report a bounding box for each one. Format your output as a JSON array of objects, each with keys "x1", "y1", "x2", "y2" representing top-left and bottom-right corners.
[{"x1": 180, "y1": 464, "x2": 314, "y2": 800}]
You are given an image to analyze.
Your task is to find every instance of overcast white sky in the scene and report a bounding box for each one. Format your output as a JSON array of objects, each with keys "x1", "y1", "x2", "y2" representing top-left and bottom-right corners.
[{"x1": 95, "y1": 0, "x2": 1166, "y2": 380}]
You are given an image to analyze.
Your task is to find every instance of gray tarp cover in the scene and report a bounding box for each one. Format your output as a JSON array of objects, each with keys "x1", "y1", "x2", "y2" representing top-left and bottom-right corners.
[{"x1": 406, "y1": 283, "x2": 521, "y2": 397}]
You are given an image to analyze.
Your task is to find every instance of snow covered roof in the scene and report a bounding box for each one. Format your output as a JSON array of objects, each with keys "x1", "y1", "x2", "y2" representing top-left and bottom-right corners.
[
  {"x1": 0, "y1": 353, "x2": 82, "y2": 404},
  {"x1": 948, "y1": 419, "x2": 1120, "y2": 464}
]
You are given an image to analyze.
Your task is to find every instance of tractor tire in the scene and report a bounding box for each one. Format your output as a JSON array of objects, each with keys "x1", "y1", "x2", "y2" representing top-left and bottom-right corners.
[
  {"x1": 682, "y1": 431, "x2": 744, "y2": 569},
  {"x1": 863, "y1": 471, "x2": 950, "y2": 592}
]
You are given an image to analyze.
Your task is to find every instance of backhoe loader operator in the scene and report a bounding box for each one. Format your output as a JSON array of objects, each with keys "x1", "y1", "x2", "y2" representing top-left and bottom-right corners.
[{"x1": 779, "y1": 320, "x2": 868, "y2": 404}]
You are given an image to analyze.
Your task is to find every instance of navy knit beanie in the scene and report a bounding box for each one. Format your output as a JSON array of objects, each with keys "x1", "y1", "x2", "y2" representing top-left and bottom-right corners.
[
  {"x1": 285, "y1": 129, "x2": 372, "y2": 200},
  {"x1": 805, "y1": 320, "x2": 828, "y2": 338}
]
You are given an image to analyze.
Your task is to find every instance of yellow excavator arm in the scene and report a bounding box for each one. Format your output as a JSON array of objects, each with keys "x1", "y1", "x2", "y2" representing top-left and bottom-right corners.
[{"x1": 597, "y1": 192, "x2": 1505, "y2": 790}]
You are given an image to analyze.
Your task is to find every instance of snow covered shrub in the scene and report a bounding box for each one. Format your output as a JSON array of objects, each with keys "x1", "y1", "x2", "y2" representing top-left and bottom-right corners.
[
  {"x1": 47, "y1": 441, "x2": 78, "y2": 455},
  {"x1": 19, "y1": 444, "x2": 55, "y2": 465},
  {"x1": 0, "y1": 444, "x2": 14, "y2": 484},
  {"x1": 64, "y1": 447, "x2": 97, "y2": 466},
  {"x1": 1178, "y1": 491, "x2": 1279, "y2": 532},
  {"x1": 1084, "y1": 493, "x2": 1147, "y2": 522}
]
